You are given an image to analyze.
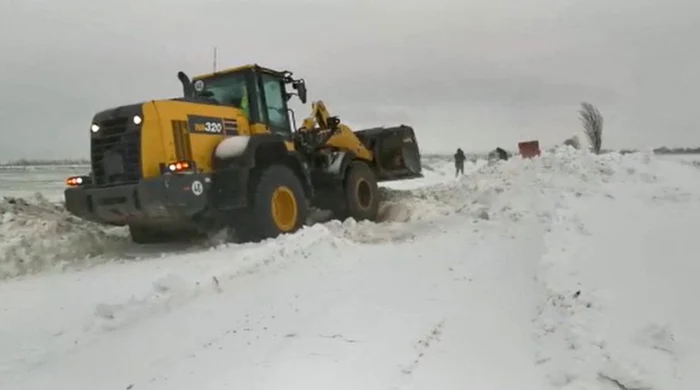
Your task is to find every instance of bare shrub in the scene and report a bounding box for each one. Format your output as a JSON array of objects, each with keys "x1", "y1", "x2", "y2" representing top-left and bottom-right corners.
[{"x1": 578, "y1": 102, "x2": 603, "y2": 154}]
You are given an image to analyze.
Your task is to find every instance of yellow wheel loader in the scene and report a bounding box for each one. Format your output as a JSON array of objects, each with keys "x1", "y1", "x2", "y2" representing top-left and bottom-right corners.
[{"x1": 63, "y1": 64, "x2": 422, "y2": 243}]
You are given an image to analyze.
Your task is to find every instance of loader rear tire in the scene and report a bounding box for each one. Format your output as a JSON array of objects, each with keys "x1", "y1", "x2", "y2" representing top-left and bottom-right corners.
[
  {"x1": 238, "y1": 164, "x2": 308, "y2": 242},
  {"x1": 334, "y1": 161, "x2": 379, "y2": 222}
]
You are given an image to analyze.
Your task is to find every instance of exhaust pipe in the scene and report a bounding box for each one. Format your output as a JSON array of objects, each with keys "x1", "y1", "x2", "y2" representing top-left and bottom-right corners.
[{"x1": 177, "y1": 71, "x2": 194, "y2": 98}]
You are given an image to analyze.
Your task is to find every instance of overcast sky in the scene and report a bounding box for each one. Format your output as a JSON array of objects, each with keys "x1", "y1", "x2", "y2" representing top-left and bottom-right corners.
[{"x1": 0, "y1": 0, "x2": 698, "y2": 160}]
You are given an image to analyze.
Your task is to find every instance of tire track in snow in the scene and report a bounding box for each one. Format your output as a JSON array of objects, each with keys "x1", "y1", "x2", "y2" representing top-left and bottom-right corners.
[{"x1": 399, "y1": 320, "x2": 446, "y2": 376}]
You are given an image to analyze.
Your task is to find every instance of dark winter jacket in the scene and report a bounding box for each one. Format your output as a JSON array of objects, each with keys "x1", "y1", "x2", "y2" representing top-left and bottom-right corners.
[
  {"x1": 495, "y1": 147, "x2": 509, "y2": 161},
  {"x1": 454, "y1": 149, "x2": 466, "y2": 164}
]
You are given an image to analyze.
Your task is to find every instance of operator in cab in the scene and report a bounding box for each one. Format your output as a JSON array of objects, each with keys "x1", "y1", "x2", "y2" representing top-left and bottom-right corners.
[{"x1": 223, "y1": 84, "x2": 250, "y2": 119}]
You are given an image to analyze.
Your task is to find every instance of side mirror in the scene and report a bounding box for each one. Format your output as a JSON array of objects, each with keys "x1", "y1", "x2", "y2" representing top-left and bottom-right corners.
[{"x1": 294, "y1": 80, "x2": 307, "y2": 104}]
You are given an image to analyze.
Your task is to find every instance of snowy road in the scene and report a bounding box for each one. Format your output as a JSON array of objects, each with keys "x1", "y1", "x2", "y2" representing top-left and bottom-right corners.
[
  {"x1": 2, "y1": 151, "x2": 700, "y2": 389},
  {"x1": 1, "y1": 218, "x2": 545, "y2": 390}
]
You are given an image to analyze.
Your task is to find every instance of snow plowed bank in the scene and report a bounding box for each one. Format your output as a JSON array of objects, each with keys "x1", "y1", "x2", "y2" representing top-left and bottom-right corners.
[
  {"x1": 0, "y1": 194, "x2": 129, "y2": 279},
  {"x1": 3, "y1": 148, "x2": 700, "y2": 389}
]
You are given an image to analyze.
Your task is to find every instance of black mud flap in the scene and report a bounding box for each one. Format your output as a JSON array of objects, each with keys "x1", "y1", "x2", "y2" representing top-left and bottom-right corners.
[{"x1": 354, "y1": 125, "x2": 423, "y2": 182}]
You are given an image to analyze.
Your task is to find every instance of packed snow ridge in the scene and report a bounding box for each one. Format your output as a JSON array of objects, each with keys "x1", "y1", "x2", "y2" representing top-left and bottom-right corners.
[
  {"x1": 0, "y1": 194, "x2": 129, "y2": 279},
  {"x1": 2, "y1": 146, "x2": 700, "y2": 389}
]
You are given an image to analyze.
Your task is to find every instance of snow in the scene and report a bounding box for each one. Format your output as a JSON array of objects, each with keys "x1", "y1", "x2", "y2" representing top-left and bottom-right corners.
[
  {"x1": 214, "y1": 135, "x2": 251, "y2": 158},
  {"x1": 533, "y1": 161, "x2": 700, "y2": 390},
  {"x1": 1, "y1": 148, "x2": 700, "y2": 389},
  {"x1": 0, "y1": 194, "x2": 130, "y2": 279},
  {"x1": 0, "y1": 164, "x2": 88, "y2": 202}
]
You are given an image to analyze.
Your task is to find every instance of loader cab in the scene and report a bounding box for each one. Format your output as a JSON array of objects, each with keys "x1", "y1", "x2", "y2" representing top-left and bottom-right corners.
[{"x1": 190, "y1": 64, "x2": 307, "y2": 138}]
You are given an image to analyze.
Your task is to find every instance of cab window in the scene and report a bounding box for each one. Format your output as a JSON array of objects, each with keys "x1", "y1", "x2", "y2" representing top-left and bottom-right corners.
[
  {"x1": 195, "y1": 73, "x2": 249, "y2": 117},
  {"x1": 261, "y1": 74, "x2": 289, "y2": 132}
]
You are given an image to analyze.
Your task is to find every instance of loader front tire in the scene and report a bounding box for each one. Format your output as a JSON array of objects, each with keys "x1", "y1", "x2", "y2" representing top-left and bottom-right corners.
[
  {"x1": 335, "y1": 161, "x2": 379, "y2": 222},
  {"x1": 240, "y1": 164, "x2": 308, "y2": 242}
]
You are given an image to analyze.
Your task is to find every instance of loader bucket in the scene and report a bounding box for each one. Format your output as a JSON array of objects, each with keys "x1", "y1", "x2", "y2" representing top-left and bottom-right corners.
[{"x1": 354, "y1": 125, "x2": 423, "y2": 182}]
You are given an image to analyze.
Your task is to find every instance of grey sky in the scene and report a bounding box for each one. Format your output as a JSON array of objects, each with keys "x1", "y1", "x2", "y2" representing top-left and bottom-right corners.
[{"x1": 0, "y1": 0, "x2": 698, "y2": 160}]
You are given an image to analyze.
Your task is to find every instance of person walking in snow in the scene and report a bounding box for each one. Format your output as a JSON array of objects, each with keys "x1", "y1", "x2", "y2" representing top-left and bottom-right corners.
[{"x1": 454, "y1": 148, "x2": 466, "y2": 177}]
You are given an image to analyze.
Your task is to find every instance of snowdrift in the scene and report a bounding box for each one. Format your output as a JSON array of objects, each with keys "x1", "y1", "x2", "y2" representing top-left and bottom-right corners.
[
  {"x1": 0, "y1": 194, "x2": 130, "y2": 279},
  {"x1": 380, "y1": 146, "x2": 657, "y2": 223}
]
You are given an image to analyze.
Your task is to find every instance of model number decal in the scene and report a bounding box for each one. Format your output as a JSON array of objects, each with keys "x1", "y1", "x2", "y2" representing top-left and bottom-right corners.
[
  {"x1": 187, "y1": 115, "x2": 236, "y2": 135},
  {"x1": 199, "y1": 121, "x2": 222, "y2": 133}
]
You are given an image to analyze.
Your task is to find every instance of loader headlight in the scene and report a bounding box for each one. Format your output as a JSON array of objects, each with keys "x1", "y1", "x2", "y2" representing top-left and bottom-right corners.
[
  {"x1": 90, "y1": 123, "x2": 100, "y2": 133},
  {"x1": 133, "y1": 115, "x2": 142, "y2": 125}
]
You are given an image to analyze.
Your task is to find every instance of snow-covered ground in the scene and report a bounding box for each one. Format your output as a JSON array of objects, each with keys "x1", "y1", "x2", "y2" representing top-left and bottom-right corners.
[
  {"x1": 1, "y1": 150, "x2": 700, "y2": 389},
  {"x1": 0, "y1": 164, "x2": 89, "y2": 202}
]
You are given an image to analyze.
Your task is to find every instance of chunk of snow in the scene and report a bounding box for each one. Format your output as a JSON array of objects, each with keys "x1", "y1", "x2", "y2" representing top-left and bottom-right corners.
[
  {"x1": 214, "y1": 136, "x2": 251, "y2": 159},
  {"x1": 0, "y1": 193, "x2": 128, "y2": 279}
]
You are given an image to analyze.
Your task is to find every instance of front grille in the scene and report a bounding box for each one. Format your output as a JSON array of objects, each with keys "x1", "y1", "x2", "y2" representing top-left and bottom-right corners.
[
  {"x1": 171, "y1": 120, "x2": 193, "y2": 161},
  {"x1": 91, "y1": 117, "x2": 141, "y2": 186}
]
